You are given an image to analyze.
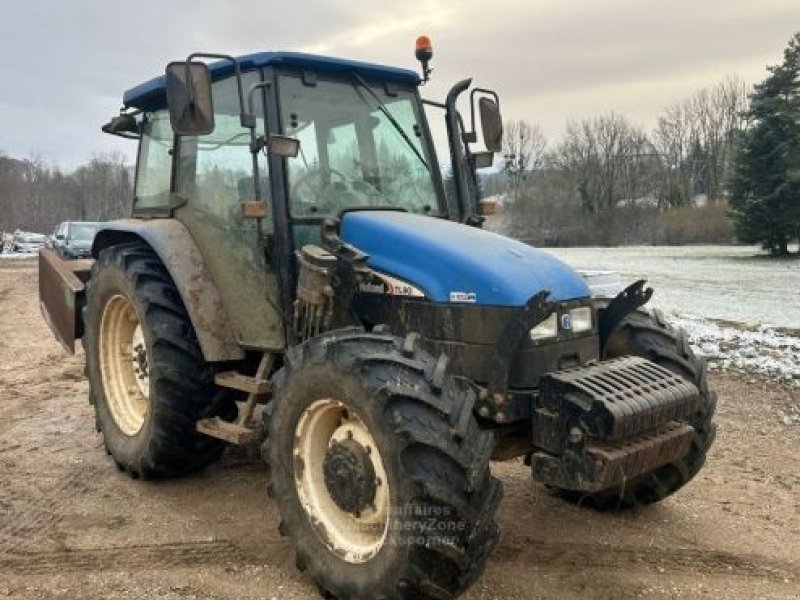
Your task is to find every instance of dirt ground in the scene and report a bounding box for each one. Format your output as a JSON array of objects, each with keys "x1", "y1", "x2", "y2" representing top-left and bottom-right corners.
[{"x1": 0, "y1": 258, "x2": 798, "y2": 600}]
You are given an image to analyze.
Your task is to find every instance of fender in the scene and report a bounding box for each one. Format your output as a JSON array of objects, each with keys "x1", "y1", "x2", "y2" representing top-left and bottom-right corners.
[
  {"x1": 597, "y1": 279, "x2": 653, "y2": 357},
  {"x1": 92, "y1": 219, "x2": 245, "y2": 362}
]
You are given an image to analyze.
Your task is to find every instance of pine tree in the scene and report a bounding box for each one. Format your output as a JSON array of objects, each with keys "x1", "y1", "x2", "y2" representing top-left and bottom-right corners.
[{"x1": 729, "y1": 32, "x2": 800, "y2": 256}]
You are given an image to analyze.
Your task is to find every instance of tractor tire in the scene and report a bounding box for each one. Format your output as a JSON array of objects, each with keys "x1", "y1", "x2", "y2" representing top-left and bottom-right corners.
[
  {"x1": 84, "y1": 242, "x2": 239, "y2": 479},
  {"x1": 555, "y1": 303, "x2": 717, "y2": 509},
  {"x1": 263, "y1": 328, "x2": 502, "y2": 600}
]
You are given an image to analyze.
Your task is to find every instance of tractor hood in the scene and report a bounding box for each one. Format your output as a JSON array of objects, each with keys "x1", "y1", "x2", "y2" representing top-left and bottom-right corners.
[{"x1": 339, "y1": 211, "x2": 590, "y2": 307}]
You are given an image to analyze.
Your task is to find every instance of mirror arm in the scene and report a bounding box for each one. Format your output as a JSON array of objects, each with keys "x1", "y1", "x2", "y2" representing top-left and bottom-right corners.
[
  {"x1": 457, "y1": 111, "x2": 484, "y2": 219},
  {"x1": 245, "y1": 82, "x2": 272, "y2": 203},
  {"x1": 421, "y1": 98, "x2": 446, "y2": 109},
  {"x1": 187, "y1": 53, "x2": 251, "y2": 127},
  {"x1": 445, "y1": 78, "x2": 473, "y2": 222},
  {"x1": 239, "y1": 79, "x2": 273, "y2": 253}
]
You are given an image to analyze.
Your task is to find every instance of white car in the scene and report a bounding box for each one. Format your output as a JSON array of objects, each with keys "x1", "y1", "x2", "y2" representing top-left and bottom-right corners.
[{"x1": 12, "y1": 230, "x2": 49, "y2": 253}]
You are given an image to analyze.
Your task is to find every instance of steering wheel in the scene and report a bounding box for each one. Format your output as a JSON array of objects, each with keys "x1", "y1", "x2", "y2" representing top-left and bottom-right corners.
[
  {"x1": 292, "y1": 167, "x2": 378, "y2": 213},
  {"x1": 292, "y1": 167, "x2": 348, "y2": 207}
]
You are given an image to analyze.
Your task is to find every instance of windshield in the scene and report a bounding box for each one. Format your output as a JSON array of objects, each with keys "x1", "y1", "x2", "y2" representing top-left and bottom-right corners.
[
  {"x1": 69, "y1": 223, "x2": 99, "y2": 240},
  {"x1": 279, "y1": 74, "x2": 442, "y2": 217}
]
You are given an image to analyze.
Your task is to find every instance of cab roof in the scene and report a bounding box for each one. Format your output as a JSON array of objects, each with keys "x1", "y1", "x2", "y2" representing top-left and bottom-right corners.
[{"x1": 123, "y1": 51, "x2": 421, "y2": 112}]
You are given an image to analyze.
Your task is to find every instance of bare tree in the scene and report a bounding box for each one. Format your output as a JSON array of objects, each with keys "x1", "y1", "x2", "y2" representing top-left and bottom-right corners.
[
  {"x1": 653, "y1": 102, "x2": 694, "y2": 206},
  {"x1": 653, "y1": 75, "x2": 748, "y2": 205},
  {"x1": 553, "y1": 112, "x2": 650, "y2": 214},
  {"x1": 502, "y1": 120, "x2": 547, "y2": 200}
]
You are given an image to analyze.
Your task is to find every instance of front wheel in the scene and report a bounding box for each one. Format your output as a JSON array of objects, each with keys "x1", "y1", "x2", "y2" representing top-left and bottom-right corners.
[{"x1": 264, "y1": 329, "x2": 502, "y2": 600}]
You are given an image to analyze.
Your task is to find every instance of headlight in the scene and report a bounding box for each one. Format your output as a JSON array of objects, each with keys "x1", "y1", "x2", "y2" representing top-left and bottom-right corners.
[
  {"x1": 530, "y1": 313, "x2": 558, "y2": 341},
  {"x1": 569, "y1": 306, "x2": 593, "y2": 333}
]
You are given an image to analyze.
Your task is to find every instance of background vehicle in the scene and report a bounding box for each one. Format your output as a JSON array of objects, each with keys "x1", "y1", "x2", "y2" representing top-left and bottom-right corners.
[
  {"x1": 13, "y1": 230, "x2": 48, "y2": 253},
  {"x1": 38, "y1": 40, "x2": 716, "y2": 600},
  {"x1": 50, "y1": 221, "x2": 101, "y2": 259}
]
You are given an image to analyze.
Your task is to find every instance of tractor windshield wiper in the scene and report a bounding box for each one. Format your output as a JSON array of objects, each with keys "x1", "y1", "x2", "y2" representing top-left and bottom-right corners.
[{"x1": 350, "y1": 71, "x2": 429, "y2": 171}]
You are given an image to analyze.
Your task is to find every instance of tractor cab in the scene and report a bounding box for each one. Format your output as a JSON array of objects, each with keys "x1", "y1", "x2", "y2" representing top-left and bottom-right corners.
[
  {"x1": 111, "y1": 52, "x2": 460, "y2": 219},
  {"x1": 101, "y1": 48, "x2": 502, "y2": 350}
]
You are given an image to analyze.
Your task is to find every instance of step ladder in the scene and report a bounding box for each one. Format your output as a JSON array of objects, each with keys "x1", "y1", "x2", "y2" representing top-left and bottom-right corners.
[{"x1": 196, "y1": 353, "x2": 274, "y2": 445}]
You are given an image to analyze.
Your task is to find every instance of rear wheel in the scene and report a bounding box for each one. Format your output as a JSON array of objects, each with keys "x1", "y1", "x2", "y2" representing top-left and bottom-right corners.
[
  {"x1": 555, "y1": 304, "x2": 717, "y2": 509},
  {"x1": 84, "y1": 242, "x2": 239, "y2": 479},
  {"x1": 264, "y1": 328, "x2": 502, "y2": 600}
]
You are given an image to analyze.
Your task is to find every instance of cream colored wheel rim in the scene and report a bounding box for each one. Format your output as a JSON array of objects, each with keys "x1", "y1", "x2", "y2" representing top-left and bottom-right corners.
[
  {"x1": 98, "y1": 294, "x2": 150, "y2": 436},
  {"x1": 294, "y1": 398, "x2": 390, "y2": 564}
]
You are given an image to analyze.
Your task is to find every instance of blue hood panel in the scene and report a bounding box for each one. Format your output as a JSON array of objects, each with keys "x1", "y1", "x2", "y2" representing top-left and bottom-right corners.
[{"x1": 339, "y1": 212, "x2": 590, "y2": 307}]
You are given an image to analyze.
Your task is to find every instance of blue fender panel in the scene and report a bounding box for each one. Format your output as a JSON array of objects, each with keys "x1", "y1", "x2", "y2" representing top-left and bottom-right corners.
[
  {"x1": 339, "y1": 212, "x2": 590, "y2": 307},
  {"x1": 92, "y1": 219, "x2": 245, "y2": 362}
]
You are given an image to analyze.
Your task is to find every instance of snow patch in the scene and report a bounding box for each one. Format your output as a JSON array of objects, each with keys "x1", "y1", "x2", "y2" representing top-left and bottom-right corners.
[
  {"x1": 0, "y1": 252, "x2": 38, "y2": 260},
  {"x1": 668, "y1": 312, "x2": 800, "y2": 388}
]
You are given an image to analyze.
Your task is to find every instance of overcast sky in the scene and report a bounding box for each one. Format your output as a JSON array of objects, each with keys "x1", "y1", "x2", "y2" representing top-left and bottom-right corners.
[{"x1": 0, "y1": 0, "x2": 798, "y2": 169}]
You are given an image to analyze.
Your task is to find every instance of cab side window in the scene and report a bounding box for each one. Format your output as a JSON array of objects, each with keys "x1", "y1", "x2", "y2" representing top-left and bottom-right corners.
[
  {"x1": 134, "y1": 111, "x2": 173, "y2": 211},
  {"x1": 175, "y1": 73, "x2": 270, "y2": 228}
]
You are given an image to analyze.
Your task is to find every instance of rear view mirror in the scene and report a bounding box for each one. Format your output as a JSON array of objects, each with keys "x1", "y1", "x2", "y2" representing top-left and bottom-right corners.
[
  {"x1": 101, "y1": 113, "x2": 139, "y2": 137},
  {"x1": 479, "y1": 98, "x2": 503, "y2": 153},
  {"x1": 165, "y1": 61, "x2": 215, "y2": 136},
  {"x1": 55, "y1": 234, "x2": 65, "y2": 240}
]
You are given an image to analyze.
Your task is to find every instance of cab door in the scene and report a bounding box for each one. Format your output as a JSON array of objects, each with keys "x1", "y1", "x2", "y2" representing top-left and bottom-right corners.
[{"x1": 172, "y1": 73, "x2": 284, "y2": 351}]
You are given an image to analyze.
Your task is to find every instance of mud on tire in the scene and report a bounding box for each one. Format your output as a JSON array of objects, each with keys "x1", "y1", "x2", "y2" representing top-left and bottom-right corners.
[
  {"x1": 84, "y1": 242, "x2": 239, "y2": 479},
  {"x1": 263, "y1": 328, "x2": 502, "y2": 600},
  {"x1": 558, "y1": 303, "x2": 718, "y2": 509}
]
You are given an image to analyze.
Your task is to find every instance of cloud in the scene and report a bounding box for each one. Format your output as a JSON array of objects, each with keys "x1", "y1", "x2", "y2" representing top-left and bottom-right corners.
[
  {"x1": 300, "y1": 0, "x2": 454, "y2": 53},
  {"x1": 0, "y1": 0, "x2": 797, "y2": 167}
]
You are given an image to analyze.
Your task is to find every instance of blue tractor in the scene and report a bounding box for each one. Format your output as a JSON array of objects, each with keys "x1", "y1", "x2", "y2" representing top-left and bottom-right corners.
[{"x1": 39, "y1": 39, "x2": 716, "y2": 600}]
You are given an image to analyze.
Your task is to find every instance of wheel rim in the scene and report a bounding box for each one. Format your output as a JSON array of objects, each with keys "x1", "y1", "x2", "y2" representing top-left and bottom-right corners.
[
  {"x1": 294, "y1": 398, "x2": 390, "y2": 564},
  {"x1": 98, "y1": 294, "x2": 150, "y2": 436}
]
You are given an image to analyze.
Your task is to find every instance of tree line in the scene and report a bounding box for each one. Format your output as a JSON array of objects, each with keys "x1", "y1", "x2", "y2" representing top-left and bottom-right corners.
[
  {"x1": 490, "y1": 75, "x2": 748, "y2": 246},
  {"x1": 0, "y1": 152, "x2": 132, "y2": 235},
  {"x1": 491, "y1": 32, "x2": 800, "y2": 255}
]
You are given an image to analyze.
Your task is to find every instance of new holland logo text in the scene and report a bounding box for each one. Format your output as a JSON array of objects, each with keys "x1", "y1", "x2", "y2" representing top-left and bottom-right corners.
[
  {"x1": 359, "y1": 281, "x2": 386, "y2": 294},
  {"x1": 358, "y1": 274, "x2": 425, "y2": 298},
  {"x1": 449, "y1": 291, "x2": 477, "y2": 303}
]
